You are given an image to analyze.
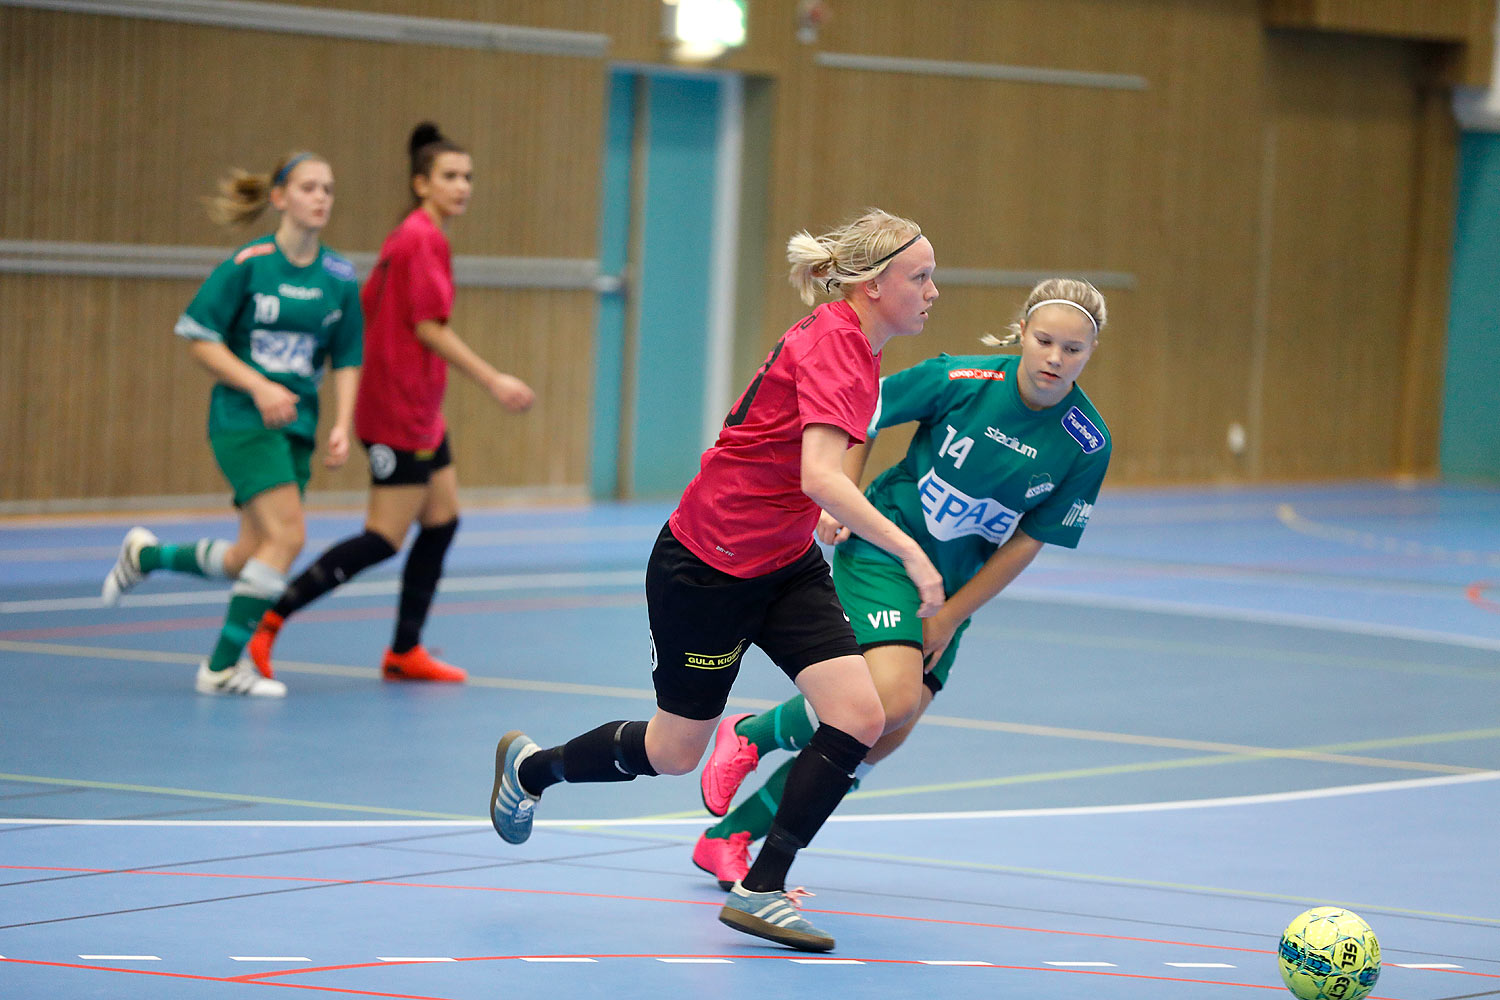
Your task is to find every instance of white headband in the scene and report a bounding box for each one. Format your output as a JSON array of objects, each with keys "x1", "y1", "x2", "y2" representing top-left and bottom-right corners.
[{"x1": 1026, "y1": 298, "x2": 1098, "y2": 334}]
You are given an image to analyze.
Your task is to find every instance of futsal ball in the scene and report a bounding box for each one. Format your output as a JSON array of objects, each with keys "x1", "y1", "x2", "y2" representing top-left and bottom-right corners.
[{"x1": 1277, "y1": 906, "x2": 1381, "y2": 1000}]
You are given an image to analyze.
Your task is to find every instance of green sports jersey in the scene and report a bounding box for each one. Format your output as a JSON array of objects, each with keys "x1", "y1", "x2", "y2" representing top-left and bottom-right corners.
[
  {"x1": 843, "y1": 352, "x2": 1111, "y2": 593},
  {"x1": 175, "y1": 235, "x2": 363, "y2": 440}
]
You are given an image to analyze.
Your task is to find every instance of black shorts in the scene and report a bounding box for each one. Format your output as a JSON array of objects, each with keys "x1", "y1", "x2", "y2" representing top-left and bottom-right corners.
[
  {"x1": 646, "y1": 523, "x2": 862, "y2": 721},
  {"x1": 362, "y1": 435, "x2": 452, "y2": 487}
]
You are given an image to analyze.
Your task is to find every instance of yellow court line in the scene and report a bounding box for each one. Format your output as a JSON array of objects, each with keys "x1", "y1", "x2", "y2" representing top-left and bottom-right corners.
[
  {"x1": 2, "y1": 640, "x2": 1492, "y2": 821},
  {"x1": 966, "y1": 623, "x2": 1500, "y2": 681},
  {"x1": 3, "y1": 639, "x2": 1489, "y2": 768},
  {"x1": 0, "y1": 773, "x2": 476, "y2": 821},
  {"x1": 792, "y1": 845, "x2": 1500, "y2": 926}
]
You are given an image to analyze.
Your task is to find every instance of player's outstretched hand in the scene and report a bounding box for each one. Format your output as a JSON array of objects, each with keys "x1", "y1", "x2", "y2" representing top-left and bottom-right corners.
[
  {"x1": 489, "y1": 372, "x2": 536, "y2": 413},
  {"x1": 815, "y1": 510, "x2": 850, "y2": 545},
  {"x1": 253, "y1": 380, "x2": 299, "y2": 429}
]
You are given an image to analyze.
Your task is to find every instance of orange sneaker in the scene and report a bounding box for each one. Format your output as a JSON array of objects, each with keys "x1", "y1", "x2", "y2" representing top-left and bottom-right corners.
[
  {"x1": 382, "y1": 645, "x2": 467, "y2": 683},
  {"x1": 246, "y1": 610, "x2": 284, "y2": 679}
]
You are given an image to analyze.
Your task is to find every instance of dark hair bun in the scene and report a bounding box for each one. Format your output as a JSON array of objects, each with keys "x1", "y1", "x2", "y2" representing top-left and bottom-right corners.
[{"x1": 409, "y1": 122, "x2": 443, "y2": 156}]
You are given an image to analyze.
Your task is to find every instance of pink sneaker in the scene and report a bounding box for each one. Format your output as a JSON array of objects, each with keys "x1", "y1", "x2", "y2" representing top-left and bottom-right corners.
[
  {"x1": 692, "y1": 830, "x2": 753, "y2": 890},
  {"x1": 700, "y1": 712, "x2": 758, "y2": 816}
]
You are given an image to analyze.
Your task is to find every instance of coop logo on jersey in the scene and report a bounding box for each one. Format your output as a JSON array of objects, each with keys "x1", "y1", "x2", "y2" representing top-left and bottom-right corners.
[
  {"x1": 917, "y1": 469, "x2": 1021, "y2": 544},
  {"x1": 985, "y1": 426, "x2": 1037, "y2": 459},
  {"x1": 368, "y1": 444, "x2": 397, "y2": 481},
  {"x1": 250, "y1": 329, "x2": 316, "y2": 378},
  {"x1": 321, "y1": 308, "x2": 343, "y2": 328},
  {"x1": 1062, "y1": 406, "x2": 1105, "y2": 454},
  {"x1": 1062, "y1": 499, "x2": 1093, "y2": 528},
  {"x1": 1025, "y1": 474, "x2": 1055, "y2": 500},
  {"x1": 947, "y1": 368, "x2": 1005, "y2": 381}
]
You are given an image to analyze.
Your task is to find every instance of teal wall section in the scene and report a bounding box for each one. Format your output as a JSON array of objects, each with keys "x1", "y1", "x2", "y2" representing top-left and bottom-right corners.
[
  {"x1": 630, "y1": 75, "x2": 722, "y2": 498},
  {"x1": 589, "y1": 73, "x2": 635, "y2": 499},
  {"x1": 1444, "y1": 131, "x2": 1500, "y2": 483}
]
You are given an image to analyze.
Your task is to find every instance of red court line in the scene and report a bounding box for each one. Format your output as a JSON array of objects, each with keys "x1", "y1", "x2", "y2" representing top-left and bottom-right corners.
[
  {"x1": 1, "y1": 954, "x2": 1412, "y2": 998},
  {"x1": 3, "y1": 863, "x2": 1274, "y2": 955},
  {"x1": 0, "y1": 958, "x2": 454, "y2": 999},
  {"x1": 0, "y1": 593, "x2": 642, "y2": 642},
  {"x1": 1465, "y1": 581, "x2": 1500, "y2": 614}
]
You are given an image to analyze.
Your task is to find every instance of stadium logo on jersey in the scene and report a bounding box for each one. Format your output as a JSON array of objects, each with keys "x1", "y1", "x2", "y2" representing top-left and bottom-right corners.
[
  {"x1": 368, "y1": 444, "x2": 397, "y2": 481},
  {"x1": 1062, "y1": 406, "x2": 1105, "y2": 454},
  {"x1": 917, "y1": 469, "x2": 1021, "y2": 545},
  {"x1": 321, "y1": 253, "x2": 357, "y2": 282},
  {"x1": 1025, "y1": 474, "x2": 1055, "y2": 500},
  {"x1": 985, "y1": 426, "x2": 1037, "y2": 459},
  {"x1": 278, "y1": 283, "x2": 323, "y2": 301},
  {"x1": 1062, "y1": 499, "x2": 1093, "y2": 527},
  {"x1": 947, "y1": 368, "x2": 1005, "y2": 381},
  {"x1": 234, "y1": 242, "x2": 275, "y2": 265}
]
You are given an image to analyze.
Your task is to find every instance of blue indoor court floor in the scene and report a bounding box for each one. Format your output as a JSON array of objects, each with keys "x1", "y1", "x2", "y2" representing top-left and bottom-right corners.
[{"x1": 1, "y1": 481, "x2": 1497, "y2": 999}]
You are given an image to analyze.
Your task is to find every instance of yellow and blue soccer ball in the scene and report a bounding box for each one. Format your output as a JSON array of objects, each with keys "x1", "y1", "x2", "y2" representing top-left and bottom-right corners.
[{"x1": 1277, "y1": 906, "x2": 1381, "y2": 1000}]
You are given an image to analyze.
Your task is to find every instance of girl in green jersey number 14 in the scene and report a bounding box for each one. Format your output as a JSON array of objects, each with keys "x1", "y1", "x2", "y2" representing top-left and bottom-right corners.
[
  {"x1": 692, "y1": 278, "x2": 1112, "y2": 886},
  {"x1": 101, "y1": 151, "x2": 363, "y2": 697}
]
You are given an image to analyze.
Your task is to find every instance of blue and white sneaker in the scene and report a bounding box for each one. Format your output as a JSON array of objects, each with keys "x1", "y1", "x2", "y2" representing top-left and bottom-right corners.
[
  {"x1": 101, "y1": 526, "x2": 157, "y2": 606},
  {"x1": 719, "y1": 883, "x2": 833, "y2": 952},
  {"x1": 490, "y1": 730, "x2": 541, "y2": 844}
]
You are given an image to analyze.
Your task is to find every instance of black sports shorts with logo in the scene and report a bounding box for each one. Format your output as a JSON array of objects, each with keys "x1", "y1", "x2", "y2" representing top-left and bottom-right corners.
[
  {"x1": 361, "y1": 435, "x2": 452, "y2": 487},
  {"x1": 646, "y1": 522, "x2": 862, "y2": 721}
]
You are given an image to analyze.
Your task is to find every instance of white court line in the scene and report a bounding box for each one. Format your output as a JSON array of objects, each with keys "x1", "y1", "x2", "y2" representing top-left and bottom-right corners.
[
  {"x1": 0, "y1": 569, "x2": 643, "y2": 614},
  {"x1": 377, "y1": 957, "x2": 456, "y2": 963},
  {"x1": 8, "y1": 566, "x2": 1496, "y2": 657},
  {"x1": 791, "y1": 959, "x2": 863, "y2": 965},
  {"x1": 4, "y1": 770, "x2": 1495, "y2": 828},
  {"x1": 1046, "y1": 961, "x2": 1117, "y2": 966},
  {"x1": 921, "y1": 960, "x2": 994, "y2": 966},
  {"x1": 230, "y1": 956, "x2": 310, "y2": 962},
  {"x1": 999, "y1": 586, "x2": 1500, "y2": 655},
  {"x1": 1391, "y1": 963, "x2": 1464, "y2": 969},
  {"x1": 657, "y1": 958, "x2": 733, "y2": 964},
  {"x1": 79, "y1": 954, "x2": 159, "y2": 960},
  {"x1": 1166, "y1": 962, "x2": 1235, "y2": 968},
  {"x1": 0, "y1": 525, "x2": 663, "y2": 563},
  {"x1": 519, "y1": 956, "x2": 596, "y2": 963}
]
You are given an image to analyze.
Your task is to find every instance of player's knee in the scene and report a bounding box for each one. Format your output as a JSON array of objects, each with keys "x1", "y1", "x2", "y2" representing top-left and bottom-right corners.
[
  {"x1": 263, "y1": 515, "x2": 306, "y2": 560},
  {"x1": 647, "y1": 742, "x2": 701, "y2": 776},
  {"x1": 842, "y1": 700, "x2": 884, "y2": 748},
  {"x1": 874, "y1": 674, "x2": 923, "y2": 733}
]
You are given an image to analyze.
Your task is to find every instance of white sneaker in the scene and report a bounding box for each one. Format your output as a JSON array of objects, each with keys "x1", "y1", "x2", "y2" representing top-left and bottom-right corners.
[
  {"x1": 101, "y1": 527, "x2": 158, "y2": 606},
  {"x1": 195, "y1": 659, "x2": 287, "y2": 697}
]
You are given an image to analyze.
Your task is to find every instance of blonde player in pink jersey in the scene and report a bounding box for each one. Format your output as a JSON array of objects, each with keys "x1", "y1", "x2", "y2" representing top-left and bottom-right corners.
[
  {"x1": 247, "y1": 122, "x2": 533, "y2": 684},
  {"x1": 487, "y1": 209, "x2": 943, "y2": 953}
]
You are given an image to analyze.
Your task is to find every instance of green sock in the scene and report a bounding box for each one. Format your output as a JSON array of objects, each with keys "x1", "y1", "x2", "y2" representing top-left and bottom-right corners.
[
  {"x1": 207, "y1": 591, "x2": 275, "y2": 670},
  {"x1": 139, "y1": 540, "x2": 223, "y2": 577},
  {"x1": 735, "y1": 694, "x2": 817, "y2": 754},
  {"x1": 708, "y1": 756, "x2": 794, "y2": 841}
]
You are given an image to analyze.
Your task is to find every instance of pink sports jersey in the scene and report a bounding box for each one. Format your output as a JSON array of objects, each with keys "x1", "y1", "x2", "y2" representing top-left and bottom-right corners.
[
  {"x1": 670, "y1": 299, "x2": 880, "y2": 578},
  {"x1": 354, "y1": 209, "x2": 454, "y2": 450}
]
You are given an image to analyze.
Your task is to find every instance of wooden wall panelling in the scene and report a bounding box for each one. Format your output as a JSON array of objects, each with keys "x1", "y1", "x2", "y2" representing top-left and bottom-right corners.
[
  {"x1": 1395, "y1": 81, "x2": 1460, "y2": 478},
  {"x1": 2, "y1": 0, "x2": 1468, "y2": 501},
  {"x1": 1264, "y1": 0, "x2": 1494, "y2": 86},
  {"x1": 2, "y1": 5, "x2": 608, "y2": 502},
  {"x1": 1257, "y1": 31, "x2": 1424, "y2": 479},
  {"x1": 1, "y1": 8, "x2": 606, "y2": 255}
]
